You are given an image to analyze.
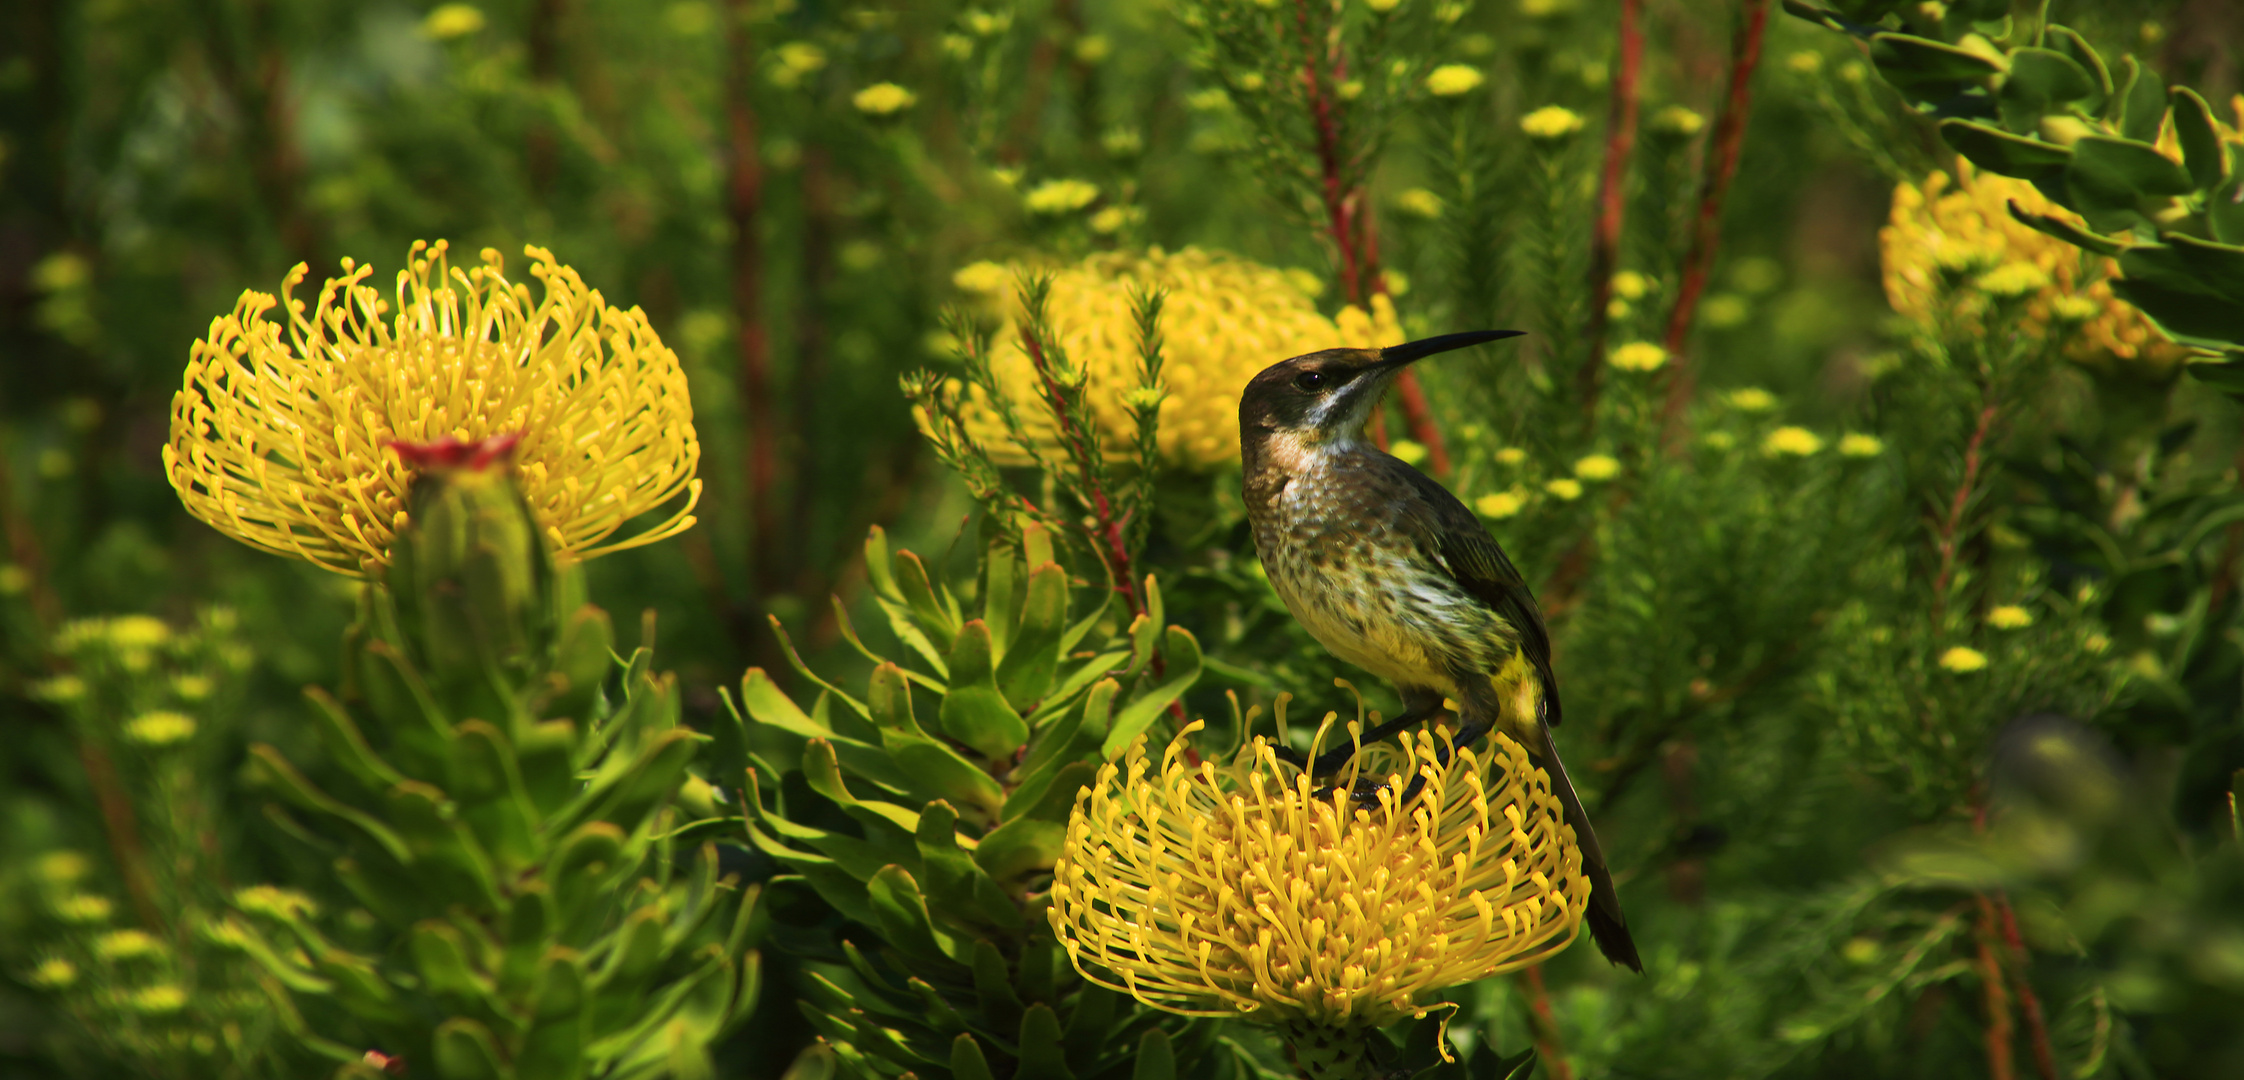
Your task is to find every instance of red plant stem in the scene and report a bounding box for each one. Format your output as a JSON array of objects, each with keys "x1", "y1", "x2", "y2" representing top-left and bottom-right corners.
[
  {"x1": 1576, "y1": 0, "x2": 1646, "y2": 423},
  {"x1": 725, "y1": 0, "x2": 778, "y2": 599},
  {"x1": 1996, "y1": 895, "x2": 2061, "y2": 1080},
  {"x1": 1017, "y1": 329, "x2": 1143, "y2": 620},
  {"x1": 1657, "y1": 0, "x2": 1771, "y2": 440},
  {"x1": 1931, "y1": 402, "x2": 1999, "y2": 629},
  {"x1": 1289, "y1": 0, "x2": 1450, "y2": 472},
  {"x1": 1975, "y1": 895, "x2": 2018, "y2": 1080},
  {"x1": 1520, "y1": 966, "x2": 1575, "y2": 1080}
]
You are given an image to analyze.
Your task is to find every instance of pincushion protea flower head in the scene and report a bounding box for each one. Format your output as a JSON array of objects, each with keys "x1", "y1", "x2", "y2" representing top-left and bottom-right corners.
[
  {"x1": 1049, "y1": 720, "x2": 1587, "y2": 1069},
  {"x1": 164, "y1": 241, "x2": 701, "y2": 576}
]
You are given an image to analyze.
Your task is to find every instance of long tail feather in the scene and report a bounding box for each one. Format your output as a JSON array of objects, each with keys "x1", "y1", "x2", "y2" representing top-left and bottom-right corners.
[{"x1": 1534, "y1": 722, "x2": 1643, "y2": 972}]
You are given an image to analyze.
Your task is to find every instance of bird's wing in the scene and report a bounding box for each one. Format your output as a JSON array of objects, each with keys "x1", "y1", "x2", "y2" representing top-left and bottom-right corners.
[{"x1": 1391, "y1": 462, "x2": 1564, "y2": 727}]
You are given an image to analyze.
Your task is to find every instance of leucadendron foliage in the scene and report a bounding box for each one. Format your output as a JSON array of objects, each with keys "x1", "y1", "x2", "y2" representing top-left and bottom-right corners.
[
  {"x1": 1788, "y1": 0, "x2": 2244, "y2": 389},
  {"x1": 728, "y1": 520, "x2": 1226, "y2": 1080},
  {"x1": 223, "y1": 455, "x2": 764, "y2": 1080}
]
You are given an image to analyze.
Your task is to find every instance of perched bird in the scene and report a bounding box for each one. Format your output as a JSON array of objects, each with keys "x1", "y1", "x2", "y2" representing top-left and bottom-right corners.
[{"x1": 1238, "y1": 331, "x2": 1641, "y2": 972}]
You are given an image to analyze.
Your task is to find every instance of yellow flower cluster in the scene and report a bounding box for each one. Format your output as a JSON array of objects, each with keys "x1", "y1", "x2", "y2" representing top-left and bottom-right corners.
[
  {"x1": 1882, "y1": 164, "x2": 2188, "y2": 378},
  {"x1": 165, "y1": 242, "x2": 701, "y2": 577},
  {"x1": 949, "y1": 248, "x2": 1397, "y2": 468},
  {"x1": 1050, "y1": 723, "x2": 1586, "y2": 1029}
]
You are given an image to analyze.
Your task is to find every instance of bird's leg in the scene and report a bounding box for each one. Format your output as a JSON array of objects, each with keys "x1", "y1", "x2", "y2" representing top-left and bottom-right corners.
[{"x1": 1332, "y1": 706, "x2": 1494, "y2": 808}]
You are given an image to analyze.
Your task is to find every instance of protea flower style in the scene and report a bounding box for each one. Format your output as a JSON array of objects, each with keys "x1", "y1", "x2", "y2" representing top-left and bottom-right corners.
[
  {"x1": 1050, "y1": 721, "x2": 1588, "y2": 1079},
  {"x1": 164, "y1": 241, "x2": 700, "y2": 576}
]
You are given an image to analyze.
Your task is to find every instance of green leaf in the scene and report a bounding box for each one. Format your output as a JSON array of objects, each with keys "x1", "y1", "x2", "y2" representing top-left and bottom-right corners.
[
  {"x1": 547, "y1": 604, "x2": 615, "y2": 734},
  {"x1": 303, "y1": 686, "x2": 408, "y2": 794},
  {"x1": 801, "y1": 739, "x2": 925, "y2": 839},
  {"x1": 867, "y1": 865, "x2": 968, "y2": 971},
  {"x1": 2116, "y1": 55, "x2": 2167, "y2": 142},
  {"x1": 246, "y1": 744, "x2": 411, "y2": 864},
  {"x1": 412, "y1": 920, "x2": 497, "y2": 1006},
  {"x1": 971, "y1": 941, "x2": 1025, "y2": 1034},
  {"x1": 895, "y1": 550, "x2": 961, "y2": 654},
  {"x1": 499, "y1": 885, "x2": 554, "y2": 993},
  {"x1": 551, "y1": 823, "x2": 632, "y2": 932},
  {"x1": 1132, "y1": 1029, "x2": 1176, "y2": 1080},
  {"x1": 1008, "y1": 681, "x2": 1115, "y2": 821},
  {"x1": 2212, "y1": 160, "x2": 2244, "y2": 245},
  {"x1": 432, "y1": 1018, "x2": 510, "y2": 1080},
  {"x1": 452, "y1": 720, "x2": 539, "y2": 871},
  {"x1": 952, "y1": 1034, "x2": 999, "y2": 1080},
  {"x1": 1870, "y1": 32, "x2": 2002, "y2": 95},
  {"x1": 996, "y1": 562, "x2": 1069, "y2": 711},
  {"x1": 2172, "y1": 87, "x2": 2228, "y2": 192},
  {"x1": 864, "y1": 526, "x2": 903, "y2": 602},
  {"x1": 2005, "y1": 200, "x2": 2125, "y2": 256},
  {"x1": 1938, "y1": 118, "x2": 2072, "y2": 180},
  {"x1": 1998, "y1": 48, "x2": 2096, "y2": 132},
  {"x1": 2119, "y1": 236, "x2": 2244, "y2": 304},
  {"x1": 940, "y1": 620, "x2": 1031, "y2": 759},
  {"x1": 914, "y1": 800, "x2": 1026, "y2": 932},
  {"x1": 1014, "y1": 1004, "x2": 1075, "y2": 1080},
  {"x1": 1103, "y1": 627, "x2": 1203, "y2": 760},
  {"x1": 2110, "y1": 274, "x2": 2244, "y2": 351},
  {"x1": 514, "y1": 719, "x2": 580, "y2": 818},
  {"x1": 983, "y1": 540, "x2": 1023, "y2": 657},
  {"x1": 869, "y1": 663, "x2": 1007, "y2": 817},
  {"x1": 2045, "y1": 26, "x2": 2112, "y2": 106},
  {"x1": 2187, "y1": 354, "x2": 2244, "y2": 400},
  {"x1": 731, "y1": 671, "x2": 909, "y2": 794},
  {"x1": 2069, "y1": 135, "x2": 2195, "y2": 208},
  {"x1": 975, "y1": 762, "x2": 1092, "y2": 888},
  {"x1": 1060, "y1": 984, "x2": 1118, "y2": 1073}
]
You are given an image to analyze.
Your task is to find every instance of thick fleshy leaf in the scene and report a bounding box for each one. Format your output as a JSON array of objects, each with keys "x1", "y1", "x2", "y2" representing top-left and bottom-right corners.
[
  {"x1": 432, "y1": 1018, "x2": 509, "y2": 1080},
  {"x1": 868, "y1": 663, "x2": 1006, "y2": 817},
  {"x1": 2172, "y1": 87, "x2": 2228, "y2": 192},
  {"x1": 1870, "y1": 32, "x2": 2002, "y2": 95},
  {"x1": 996, "y1": 563, "x2": 1069, "y2": 711},
  {"x1": 867, "y1": 865, "x2": 968, "y2": 971},
  {"x1": 1998, "y1": 48, "x2": 2096, "y2": 131},
  {"x1": 801, "y1": 739, "x2": 924, "y2": 839},
  {"x1": 2116, "y1": 55, "x2": 2167, "y2": 142},
  {"x1": 895, "y1": 550, "x2": 961, "y2": 654},
  {"x1": 246, "y1": 744, "x2": 411, "y2": 863},
  {"x1": 2045, "y1": 25, "x2": 2112, "y2": 105},
  {"x1": 1132, "y1": 1029, "x2": 1176, "y2": 1080},
  {"x1": 1009, "y1": 680, "x2": 1115, "y2": 821},
  {"x1": 971, "y1": 939, "x2": 1027, "y2": 1032},
  {"x1": 975, "y1": 762, "x2": 1092, "y2": 888},
  {"x1": 1014, "y1": 1004, "x2": 1075, "y2": 1080},
  {"x1": 412, "y1": 920, "x2": 496, "y2": 1007},
  {"x1": 914, "y1": 800, "x2": 1024, "y2": 932},
  {"x1": 940, "y1": 621, "x2": 1031, "y2": 758},
  {"x1": 1939, "y1": 118, "x2": 2071, "y2": 180},
  {"x1": 2006, "y1": 200, "x2": 2124, "y2": 256},
  {"x1": 952, "y1": 1035, "x2": 998, "y2": 1080},
  {"x1": 2067, "y1": 135, "x2": 2194, "y2": 214}
]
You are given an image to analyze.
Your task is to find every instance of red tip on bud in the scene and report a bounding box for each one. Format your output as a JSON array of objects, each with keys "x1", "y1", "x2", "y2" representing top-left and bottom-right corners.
[{"x1": 388, "y1": 432, "x2": 524, "y2": 472}]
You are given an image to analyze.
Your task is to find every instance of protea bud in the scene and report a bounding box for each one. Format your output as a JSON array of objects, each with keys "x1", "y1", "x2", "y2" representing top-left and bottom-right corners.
[{"x1": 383, "y1": 432, "x2": 556, "y2": 699}]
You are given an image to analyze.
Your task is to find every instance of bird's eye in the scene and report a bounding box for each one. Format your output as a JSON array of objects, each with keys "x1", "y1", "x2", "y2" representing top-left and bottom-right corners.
[{"x1": 1293, "y1": 371, "x2": 1329, "y2": 392}]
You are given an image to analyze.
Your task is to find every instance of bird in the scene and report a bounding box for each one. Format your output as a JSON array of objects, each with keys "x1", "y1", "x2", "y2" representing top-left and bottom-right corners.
[{"x1": 1237, "y1": 330, "x2": 1641, "y2": 972}]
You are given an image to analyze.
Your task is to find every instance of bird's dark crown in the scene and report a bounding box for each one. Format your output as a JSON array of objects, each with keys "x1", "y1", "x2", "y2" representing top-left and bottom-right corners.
[{"x1": 1238, "y1": 330, "x2": 1524, "y2": 439}]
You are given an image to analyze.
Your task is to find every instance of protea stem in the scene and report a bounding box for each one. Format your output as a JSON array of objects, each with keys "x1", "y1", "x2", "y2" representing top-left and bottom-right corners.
[{"x1": 1281, "y1": 1022, "x2": 1375, "y2": 1080}]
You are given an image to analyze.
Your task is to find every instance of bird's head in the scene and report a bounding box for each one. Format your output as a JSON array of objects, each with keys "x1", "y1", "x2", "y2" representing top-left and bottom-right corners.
[{"x1": 1238, "y1": 330, "x2": 1524, "y2": 448}]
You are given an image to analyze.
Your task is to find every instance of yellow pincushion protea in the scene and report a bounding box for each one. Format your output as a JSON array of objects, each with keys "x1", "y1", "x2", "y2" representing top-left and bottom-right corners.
[
  {"x1": 1881, "y1": 164, "x2": 2190, "y2": 378},
  {"x1": 164, "y1": 241, "x2": 701, "y2": 576},
  {"x1": 1049, "y1": 722, "x2": 1587, "y2": 1038},
  {"x1": 951, "y1": 248, "x2": 1399, "y2": 468}
]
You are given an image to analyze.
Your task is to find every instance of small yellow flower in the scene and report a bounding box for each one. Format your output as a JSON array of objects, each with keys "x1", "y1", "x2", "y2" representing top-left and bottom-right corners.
[
  {"x1": 953, "y1": 261, "x2": 1011, "y2": 296},
  {"x1": 106, "y1": 615, "x2": 172, "y2": 650},
  {"x1": 1648, "y1": 104, "x2": 1704, "y2": 138},
  {"x1": 1024, "y1": 178, "x2": 1100, "y2": 215},
  {"x1": 1476, "y1": 488, "x2": 1529, "y2": 519},
  {"x1": 1089, "y1": 205, "x2": 1143, "y2": 234},
  {"x1": 1390, "y1": 439, "x2": 1429, "y2": 466},
  {"x1": 852, "y1": 82, "x2": 917, "y2": 116},
  {"x1": 1701, "y1": 294, "x2": 1749, "y2": 328},
  {"x1": 236, "y1": 885, "x2": 319, "y2": 921},
  {"x1": 33, "y1": 675, "x2": 86, "y2": 704},
  {"x1": 1425, "y1": 64, "x2": 1487, "y2": 98},
  {"x1": 1763, "y1": 426, "x2": 1823, "y2": 457},
  {"x1": 2085, "y1": 633, "x2": 2110, "y2": 654},
  {"x1": 172, "y1": 675, "x2": 215, "y2": 701},
  {"x1": 1989, "y1": 605, "x2": 2034, "y2": 629},
  {"x1": 35, "y1": 851, "x2": 90, "y2": 885},
  {"x1": 421, "y1": 4, "x2": 486, "y2": 39},
  {"x1": 1726, "y1": 387, "x2": 1777, "y2": 412},
  {"x1": 771, "y1": 42, "x2": 827, "y2": 88},
  {"x1": 1395, "y1": 189, "x2": 1445, "y2": 220},
  {"x1": 1938, "y1": 646, "x2": 1988, "y2": 673},
  {"x1": 1073, "y1": 34, "x2": 1111, "y2": 63},
  {"x1": 54, "y1": 894, "x2": 114, "y2": 924},
  {"x1": 125, "y1": 711, "x2": 197, "y2": 747},
  {"x1": 94, "y1": 929, "x2": 163, "y2": 960},
  {"x1": 128, "y1": 985, "x2": 188, "y2": 1015},
  {"x1": 1608, "y1": 341, "x2": 1667, "y2": 372},
  {"x1": 1520, "y1": 105, "x2": 1585, "y2": 141},
  {"x1": 1544, "y1": 478, "x2": 1584, "y2": 501},
  {"x1": 1702, "y1": 430, "x2": 1736, "y2": 451},
  {"x1": 1838, "y1": 432, "x2": 1884, "y2": 458},
  {"x1": 1574, "y1": 454, "x2": 1620, "y2": 481},
  {"x1": 29, "y1": 958, "x2": 76, "y2": 989},
  {"x1": 1610, "y1": 271, "x2": 1649, "y2": 300},
  {"x1": 1050, "y1": 724, "x2": 1587, "y2": 1030},
  {"x1": 166, "y1": 243, "x2": 700, "y2": 577},
  {"x1": 1787, "y1": 51, "x2": 1824, "y2": 75},
  {"x1": 1366, "y1": 0, "x2": 1403, "y2": 12},
  {"x1": 1494, "y1": 447, "x2": 1527, "y2": 466},
  {"x1": 0, "y1": 564, "x2": 26, "y2": 595}
]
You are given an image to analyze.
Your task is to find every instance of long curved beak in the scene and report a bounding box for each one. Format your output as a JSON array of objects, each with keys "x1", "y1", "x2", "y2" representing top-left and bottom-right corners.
[{"x1": 1376, "y1": 330, "x2": 1526, "y2": 369}]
